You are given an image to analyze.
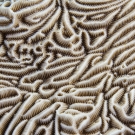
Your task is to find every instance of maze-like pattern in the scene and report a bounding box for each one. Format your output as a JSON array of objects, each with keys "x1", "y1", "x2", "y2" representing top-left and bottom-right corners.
[{"x1": 0, "y1": 0, "x2": 135, "y2": 134}]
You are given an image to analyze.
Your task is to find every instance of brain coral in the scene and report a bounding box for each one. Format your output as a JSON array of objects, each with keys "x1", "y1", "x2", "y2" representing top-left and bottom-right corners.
[{"x1": 0, "y1": 0, "x2": 135, "y2": 135}]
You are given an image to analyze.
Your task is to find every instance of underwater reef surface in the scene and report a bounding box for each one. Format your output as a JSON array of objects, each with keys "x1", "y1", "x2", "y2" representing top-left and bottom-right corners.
[{"x1": 0, "y1": 0, "x2": 135, "y2": 134}]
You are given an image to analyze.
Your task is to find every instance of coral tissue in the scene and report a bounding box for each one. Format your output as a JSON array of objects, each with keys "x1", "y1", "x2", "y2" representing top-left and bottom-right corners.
[{"x1": 0, "y1": 0, "x2": 135, "y2": 135}]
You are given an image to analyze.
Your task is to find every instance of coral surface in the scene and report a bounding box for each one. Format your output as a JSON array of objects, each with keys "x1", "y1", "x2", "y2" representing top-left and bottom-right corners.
[{"x1": 0, "y1": 0, "x2": 135, "y2": 135}]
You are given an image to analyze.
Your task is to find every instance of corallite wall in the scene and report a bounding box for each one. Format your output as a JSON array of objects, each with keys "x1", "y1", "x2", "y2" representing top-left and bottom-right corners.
[{"x1": 0, "y1": 0, "x2": 135, "y2": 135}]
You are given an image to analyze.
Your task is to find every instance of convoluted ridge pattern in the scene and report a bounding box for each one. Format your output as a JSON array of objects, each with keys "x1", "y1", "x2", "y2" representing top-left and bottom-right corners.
[{"x1": 0, "y1": 0, "x2": 135, "y2": 134}]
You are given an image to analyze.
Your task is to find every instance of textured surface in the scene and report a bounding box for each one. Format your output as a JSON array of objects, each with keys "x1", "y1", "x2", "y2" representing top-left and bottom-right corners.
[{"x1": 0, "y1": 0, "x2": 135, "y2": 134}]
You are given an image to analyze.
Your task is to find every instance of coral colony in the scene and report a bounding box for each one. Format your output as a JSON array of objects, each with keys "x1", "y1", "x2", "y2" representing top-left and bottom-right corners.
[{"x1": 0, "y1": 0, "x2": 135, "y2": 134}]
